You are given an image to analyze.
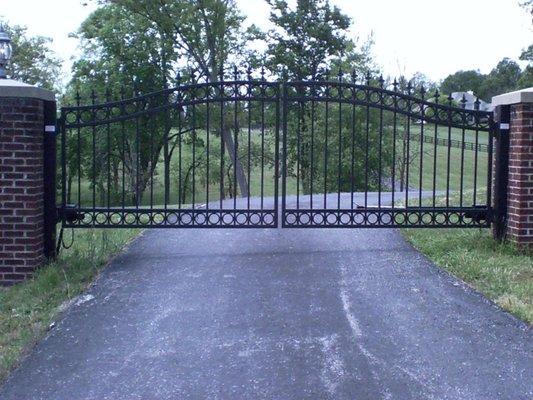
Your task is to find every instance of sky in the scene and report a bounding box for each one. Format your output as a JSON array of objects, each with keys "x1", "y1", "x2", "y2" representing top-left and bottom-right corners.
[{"x1": 0, "y1": 0, "x2": 531, "y2": 83}]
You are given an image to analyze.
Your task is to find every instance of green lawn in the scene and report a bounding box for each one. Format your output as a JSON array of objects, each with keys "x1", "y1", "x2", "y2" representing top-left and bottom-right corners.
[
  {"x1": 401, "y1": 190, "x2": 532, "y2": 324},
  {"x1": 403, "y1": 228, "x2": 532, "y2": 323},
  {"x1": 0, "y1": 228, "x2": 139, "y2": 382},
  {"x1": 405, "y1": 132, "x2": 489, "y2": 206},
  {"x1": 423, "y1": 125, "x2": 489, "y2": 145}
]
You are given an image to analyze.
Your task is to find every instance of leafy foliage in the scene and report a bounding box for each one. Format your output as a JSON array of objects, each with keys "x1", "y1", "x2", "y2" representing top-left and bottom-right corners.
[
  {"x1": 519, "y1": 43, "x2": 533, "y2": 62},
  {"x1": 265, "y1": 0, "x2": 352, "y2": 80},
  {"x1": 440, "y1": 70, "x2": 485, "y2": 98},
  {"x1": 263, "y1": 0, "x2": 380, "y2": 194},
  {"x1": 105, "y1": 0, "x2": 254, "y2": 81},
  {"x1": 94, "y1": 0, "x2": 259, "y2": 197},
  {"x1": 66, "y1": 4, "x2": 176, "y2": 205},
  {"x1": 3, "y1": 23, "x2": 62, "y2": 92},
  {"x1": 439, "y1": 58, "x2": 531, "y2": 101},
  {"x1": 480, "y1": 58, "x2": 523, "y2": 99},
  {"x1": 65, "y1": 0, "x2": 383, "y2": 205}
]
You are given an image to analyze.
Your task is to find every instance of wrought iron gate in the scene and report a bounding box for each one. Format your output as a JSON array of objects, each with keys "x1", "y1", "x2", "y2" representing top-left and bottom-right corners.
[
  {"x1": 281, "y1": 76, "x2": 493, "y2": 228},
  {"x1": 58, "y1": 71, "x2": 494, "y2": 229},
  {"x1": 59, "y1": 71, "x2": 280, "y2": 228}
]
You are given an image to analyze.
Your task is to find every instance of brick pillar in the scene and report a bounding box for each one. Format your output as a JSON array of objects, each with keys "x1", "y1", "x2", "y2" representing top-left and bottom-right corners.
[
  {"x1": 492, "y1": 88, "x2": 533, "y2": 248},
  {"x1": 0, "y1": 80, "x2": 55, "y2": 285}
]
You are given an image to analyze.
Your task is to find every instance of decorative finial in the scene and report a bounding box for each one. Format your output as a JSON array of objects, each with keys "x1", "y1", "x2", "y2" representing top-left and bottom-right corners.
[{"x1": 378, "y1": 74, "x2": 384, "y2": 88}]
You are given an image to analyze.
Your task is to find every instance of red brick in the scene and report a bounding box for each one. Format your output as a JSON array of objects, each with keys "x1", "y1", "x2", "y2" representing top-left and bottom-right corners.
[
  {"x1": 503, "y1": 102, "x2": 533, "y2": 248},
  {"x1": 0, "y1": 97, "x2": 46, "y2": 285}
]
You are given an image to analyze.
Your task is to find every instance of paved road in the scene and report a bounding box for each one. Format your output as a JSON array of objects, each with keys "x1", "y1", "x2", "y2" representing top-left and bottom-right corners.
[{"x1": 1, "y1": 197, "x2": 531, "y2": 399}]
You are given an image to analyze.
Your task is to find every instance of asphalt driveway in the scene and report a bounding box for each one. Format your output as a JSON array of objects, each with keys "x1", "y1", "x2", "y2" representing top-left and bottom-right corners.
[{"x1": 0, "y1": 208, "x2": 531, "y2": 399}]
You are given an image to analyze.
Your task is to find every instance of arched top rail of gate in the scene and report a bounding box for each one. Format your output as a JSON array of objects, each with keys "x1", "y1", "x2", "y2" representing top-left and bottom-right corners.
[
  {"x1": 284, "y1": 80, "x2": 491, "y2": 131},
  {"x1": 60, "y1": 74, "x2": 492, "y2": 132},
  {"x1": 60, "y1": 79, "x2": 281, "y2": 129}
]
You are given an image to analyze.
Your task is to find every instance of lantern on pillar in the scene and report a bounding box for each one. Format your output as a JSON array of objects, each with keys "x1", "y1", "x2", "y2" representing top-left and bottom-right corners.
[{"x1": 0, "y1": 24, "x2": 13, "y2": 79}]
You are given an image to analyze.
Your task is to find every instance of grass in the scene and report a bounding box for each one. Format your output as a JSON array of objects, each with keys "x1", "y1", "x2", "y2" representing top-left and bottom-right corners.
[
  {"x1": 401, "y1": 127, "x2": 532, "y2": 325},
  {"x1": 403, "y1": 228, "x2": 532, "y2": 323},
  {"x1": 69, "y1": 125, "x2": 487, "y2": 209},
  {"x1": 404, "y1": 127, "x2": 489, "y2": 206},
  {"x1": 401, "y1": 190, "x2": 532, "y2": 324},
  {"x1": 0, "y1": 228, "x2": 140, "y2": 382},
  {"x1": 426, "y1": 125, "x2": 488, "y2": 145}
]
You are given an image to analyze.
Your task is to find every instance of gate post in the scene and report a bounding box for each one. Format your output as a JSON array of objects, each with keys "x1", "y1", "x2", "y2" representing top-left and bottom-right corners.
[
  {"x1": 0, "y1": 79, "x2": 56, "y2": 285},
  {"x1": 491, "y1": 104, "x2": 510, "y2": 241},
  {"x1": 43, "y1": 100, "x2": 57, "y2": 259},
  {"x1": 491, "y1": 88, "x2": 533, "y2": 248}
]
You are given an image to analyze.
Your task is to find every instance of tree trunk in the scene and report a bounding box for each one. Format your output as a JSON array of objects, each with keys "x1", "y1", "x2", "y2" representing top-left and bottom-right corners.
[
  {"x1": 208, "y1": 67, "x2": 249, "y2": 199},
  {"x1": 221, "y1": 126, "x2": 249, "y2": 198},
  {"x1": 67, "y1": 174, "x2": 73, "y2": 204}
]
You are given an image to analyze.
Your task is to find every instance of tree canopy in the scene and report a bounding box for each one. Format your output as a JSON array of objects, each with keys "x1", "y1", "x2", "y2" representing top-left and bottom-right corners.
[
  {"x1": 440, "y1": 70, "x2": 485, "y2": 98},
  {"x1": 3, "y1": 23, "x2": 62, "y2": 92},
  {"x1": 265, "y1": 0, "x2": 351, "y2": 80},
  {"x1": 439, "y1": 58, "x2": 531, "y2": 101},
  {"x1": 103, "y1": 0, "x2": 255, "y2": 81},
  {"x1": 480, "y1": 58, "x2": 524, "y2": 99}
]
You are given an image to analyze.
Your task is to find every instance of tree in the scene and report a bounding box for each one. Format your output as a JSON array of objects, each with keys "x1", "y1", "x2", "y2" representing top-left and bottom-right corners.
[
  {"x1": 479, "y1": 58, "x2": 522, "y2": 99},
  {"x1": 3, "y1": 23, "x2": 62, "y2": 92},
  {"x1": 264, "y1": 0, "x2": 379, "y2": 195},
  {"x1": 68, "y1": 4, "x2": 177, "y2": 206},
  {"x1": 519, "y1": 44, "x2": 533, "y2": 62},
  {"x1": 519, "y1": 0, "x2": 532, "y2": 90},
  {"x1": 409, "y1": 72, "x2": 437, "y2": 92},
  {"x1": 517, "y1": 65, "x2": 533, "y2": 88},
  {"x1": 264, "y1": 0, "x2": 352, "y2": 80},
  {"x1": 518, "y1": 44, "x2": 533, "y2": 88},
  {"x1": 103, "y1": 0, "x2": 254, "y2": 198},
  {"x1": 439, "y1": 70, "x2": 485, "y2": 97}
]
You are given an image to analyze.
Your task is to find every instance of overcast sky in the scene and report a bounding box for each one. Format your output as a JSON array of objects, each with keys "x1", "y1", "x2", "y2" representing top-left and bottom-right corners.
[{"x1": 1, "y1": 0, "x2": 531, "y2": 83}]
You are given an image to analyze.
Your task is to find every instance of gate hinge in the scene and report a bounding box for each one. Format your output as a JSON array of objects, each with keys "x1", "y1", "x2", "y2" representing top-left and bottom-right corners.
[{"x1": 488, "y1": 118, "x2": 500, "y2": 139}]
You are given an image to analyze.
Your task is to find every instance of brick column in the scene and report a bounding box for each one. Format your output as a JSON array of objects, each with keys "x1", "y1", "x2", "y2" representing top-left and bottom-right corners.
[
  {"x1": 492, "y1": 88, "x2": 533, "y2": 248},
  {"x1": 0, "y1": 80, "x2": 55, "y2": 285}
]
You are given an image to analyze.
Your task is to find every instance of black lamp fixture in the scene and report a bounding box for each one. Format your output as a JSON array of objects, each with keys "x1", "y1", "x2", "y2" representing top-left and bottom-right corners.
[{"x1": 0, "y1": 23, "x2": 12, "y2": 79}]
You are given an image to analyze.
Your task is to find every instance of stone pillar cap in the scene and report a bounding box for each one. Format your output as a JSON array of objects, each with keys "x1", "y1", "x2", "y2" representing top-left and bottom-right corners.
[
  {"x1": 0, "y1": 79, "x2": 55, "y2": 102},
  {"x1": 492, "y1": 87, "x2": 533, "y2": 107}
]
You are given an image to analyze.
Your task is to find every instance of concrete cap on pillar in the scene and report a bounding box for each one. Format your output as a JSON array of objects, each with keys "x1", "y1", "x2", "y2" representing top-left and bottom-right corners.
[
  {"x1": 0, "y1": 78, "x2": 55, "y2": 101},
  {"x1": 492, "y1": 87, "x2": 533, "y2": 107}
]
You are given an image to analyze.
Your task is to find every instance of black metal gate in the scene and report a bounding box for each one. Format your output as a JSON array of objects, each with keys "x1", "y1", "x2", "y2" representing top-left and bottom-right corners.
[
  {"x1": 281, "y1": 76, "x2": 493, "y2": 228},
  {"x1": 59, "y1": 71, "x2": 280, "y2": 228},
  {"x1": 58, "y1": 71, "x2": 494, "y2": 229}
]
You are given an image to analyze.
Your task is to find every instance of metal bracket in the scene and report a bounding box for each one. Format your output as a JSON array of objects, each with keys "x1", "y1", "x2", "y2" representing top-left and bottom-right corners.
[
  {"x1": 59, "y1": 204, "x2": 85, "y2": 223},
  {"x1": 464, "y1": 206, "x2": 489, "y2": 223}
]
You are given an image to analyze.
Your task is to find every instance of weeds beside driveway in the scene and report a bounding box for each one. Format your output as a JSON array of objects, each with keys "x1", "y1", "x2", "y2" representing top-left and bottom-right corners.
[
  {"x1": 0, "y1": 228, "x2": 140, "y2": 382},
  {"x1": 403, "y1": 228, "x2": 532, "y2": 323}
]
